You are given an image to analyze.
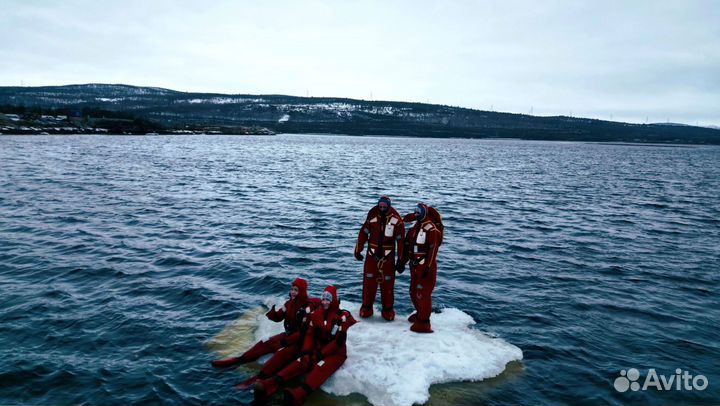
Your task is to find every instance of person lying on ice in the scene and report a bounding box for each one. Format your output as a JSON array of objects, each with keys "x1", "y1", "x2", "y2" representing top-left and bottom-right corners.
[
  {"x1": 253, "y1": 285, "x2": 356, "y2": 404},
  {"x1": 354, "y1": 195, "x2": 405, "y2": 321},
  {"x1": 211, "y1": 278, "x2": 319, "y2": 370}
]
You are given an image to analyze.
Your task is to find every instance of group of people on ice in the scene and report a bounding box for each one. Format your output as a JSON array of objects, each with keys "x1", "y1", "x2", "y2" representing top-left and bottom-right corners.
[
  {"x1": 355, "y1": 196, "x2": 443, "y2": 333},
  {"x1": 211, "y1": 196, "x2": 444, "y2": 405}
]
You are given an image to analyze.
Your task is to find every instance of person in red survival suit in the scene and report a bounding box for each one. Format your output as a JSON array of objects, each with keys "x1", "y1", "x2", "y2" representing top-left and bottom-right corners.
[
  {"x1": 402, "y1": 203, "x2": 443, "y2": 333},
  {"x1": 233, "y1": 284, "x2": 321, "y2": 390},
  {"x1": 211, "y1": 278, "x2": 320, "y2": 370},
  {"x1": 354, "y1": 195, "x2": 405, "y2": 321},
  {"x1": 253, "y1": 286, "x2": 356, "y2": 404}
]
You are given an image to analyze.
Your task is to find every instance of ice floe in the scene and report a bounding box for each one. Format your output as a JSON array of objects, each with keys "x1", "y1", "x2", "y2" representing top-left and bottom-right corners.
[{"x1": 251, "y1": 299, "x2": 522, "y2": 406}]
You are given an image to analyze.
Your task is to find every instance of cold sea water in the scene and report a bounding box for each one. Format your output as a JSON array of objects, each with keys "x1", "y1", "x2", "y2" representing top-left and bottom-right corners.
[{"x1": 0, "y1": 134, "x2": 718, "y2": 405}]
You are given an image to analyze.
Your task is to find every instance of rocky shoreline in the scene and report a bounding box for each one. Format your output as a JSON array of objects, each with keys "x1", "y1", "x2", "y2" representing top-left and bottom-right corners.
[{"x1": 0, "y1": 112, "x2": 275, "y2": 136}]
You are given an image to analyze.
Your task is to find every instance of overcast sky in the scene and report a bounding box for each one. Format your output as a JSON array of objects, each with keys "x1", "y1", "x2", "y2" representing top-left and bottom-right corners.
[{"x1": 2, "y1": 0, "x2": 719, "y2": 125}]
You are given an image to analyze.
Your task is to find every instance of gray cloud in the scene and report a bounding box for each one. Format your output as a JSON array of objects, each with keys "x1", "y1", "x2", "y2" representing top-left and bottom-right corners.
[{"x1": 1, "y1": 0, "x2": 718, "y2": 125}]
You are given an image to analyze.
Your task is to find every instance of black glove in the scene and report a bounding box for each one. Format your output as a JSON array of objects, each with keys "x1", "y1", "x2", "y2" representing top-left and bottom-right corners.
[
  {"x1": 395, "y1": 262, "x2": 405, "y2": 274},
  {"x1": 354, "y1": 252, "x2": 364, "y2": 261},
  {"x1": 315, "y1": 351, "x2": 324, "y2": 361}
]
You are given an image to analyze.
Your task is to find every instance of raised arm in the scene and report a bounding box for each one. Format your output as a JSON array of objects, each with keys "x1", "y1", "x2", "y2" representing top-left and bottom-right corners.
[{"x1": 266, "y1": 302, "x2": 287, "y2": 322}]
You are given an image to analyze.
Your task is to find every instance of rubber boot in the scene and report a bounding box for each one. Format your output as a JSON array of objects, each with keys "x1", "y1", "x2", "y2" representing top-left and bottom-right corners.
[
  {"x1": 359, "y1": 305, "x2": 373, "y2": 318},
  {"x1": 410, "y1": 320, "x2": 433, "y2": 333},
  {"x1": 381, "y1": 307, "x2": 395, "y2": 321},
  {"x1": 254, "y1": 376, "x2": 283, "y2": 401},
  {"x1": 211, "y1": 355, "x2": 245, "y2": 368},
  {"x1": 407, "y1": 313, "x2": 418, "y2": 323},
  {"x1": 283, "y1": 386, "x2": 309, "y2": 406}
]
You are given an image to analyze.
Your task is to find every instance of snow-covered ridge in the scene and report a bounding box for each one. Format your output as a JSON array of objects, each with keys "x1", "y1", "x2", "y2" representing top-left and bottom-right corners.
[
  {"x1": 1, "y1": 85, "x2": 467, "y2": 120},
  {"x1": 167, "y1": 99, "x2": 409, "y2": 116},
  {"x1": 96, "y1": 97, "x2": 123, "y2": 103},
  {"x1": 4, "y1": 85, "x2": 718, "y2": 142},
  {"x1": 79, "y1": 83, "x2": 175, "y2": 95},
  {"x1": 177, "y1": 97, "x2": 266, "y2": 104}
]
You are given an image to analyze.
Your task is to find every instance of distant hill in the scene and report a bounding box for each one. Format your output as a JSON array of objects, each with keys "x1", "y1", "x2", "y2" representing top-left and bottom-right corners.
[{"x1": 1, "y1": 83, "x2": 719, "y2": 144}]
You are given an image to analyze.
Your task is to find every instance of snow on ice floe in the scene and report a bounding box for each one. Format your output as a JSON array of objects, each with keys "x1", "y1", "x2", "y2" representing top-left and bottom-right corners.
[{"x1": 256, "y1": 298, "x2": 523, "y2": 406}]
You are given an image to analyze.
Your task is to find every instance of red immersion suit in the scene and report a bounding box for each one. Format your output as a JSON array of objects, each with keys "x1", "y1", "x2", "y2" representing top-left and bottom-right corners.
[
  {"x1": 355, "y1": 201, "x2": 405, "y2": 321},
  {"x1": 211, "y1": 278, "x2": 319, "y2": 370},
  {"x1": 254, "y1": 286, "x2": 356, "y2": 405},
  {"x1": 403, "y1": 203, "x2": 443, "y2": 333}
]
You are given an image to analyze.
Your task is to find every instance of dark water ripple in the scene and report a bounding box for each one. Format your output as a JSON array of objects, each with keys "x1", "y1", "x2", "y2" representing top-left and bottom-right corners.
[{"x1": 1, "y1": 135, "x2": 719, "y2": 405}]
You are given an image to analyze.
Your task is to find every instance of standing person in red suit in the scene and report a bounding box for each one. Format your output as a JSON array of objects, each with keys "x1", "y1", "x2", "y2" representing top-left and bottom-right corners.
[
  {"x1": 253, "y1": 285, "x2": 356, "y2": 404},
  {"x1": 211, "y1": 278, "x2": 319, "y2": 369},
  {"x1": 402, "y1": 202, "x2": 443, "y2": 333},
  {"x1": 354, "y1": 195, "x2": 405, "y2": 321}
]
